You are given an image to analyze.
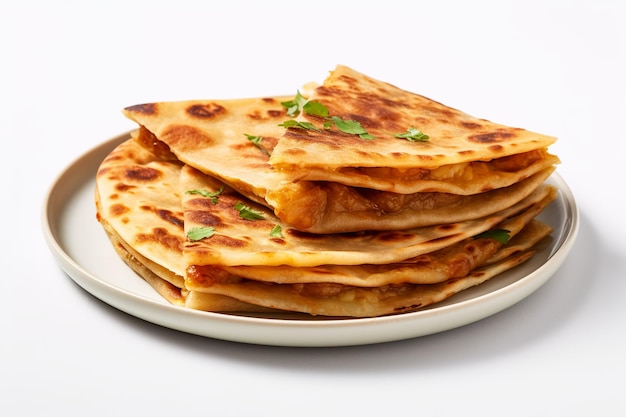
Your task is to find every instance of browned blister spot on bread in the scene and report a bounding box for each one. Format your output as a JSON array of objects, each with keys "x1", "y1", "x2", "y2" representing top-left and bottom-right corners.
[
  {"x1": 187, "y1": 103, "x2": 226, "y2": 119},
  {"x1": 137, "y1": 227, "x2": 184, "y2": 251},
  {"x1": 469, "y1": 131, "x2": 516, "y2": 143},
  {"x1": 186, "y1": 209, "x2": 225, "y2": 228},
  {"x1": 162, "y1": 125, "x2": 214, "y2": 151},
  {"x1": 110, "y1": 203, "x2": 129, "y2": 217},
  {"x1": 157, "y1": 209, "x2": 184, "y2": 229},
  {"x1": 124, "y1": 102, "x2": 157, "y2": 115},
  {"x1": 124, "y1": 166, "x2": 161, "y2": 182}
]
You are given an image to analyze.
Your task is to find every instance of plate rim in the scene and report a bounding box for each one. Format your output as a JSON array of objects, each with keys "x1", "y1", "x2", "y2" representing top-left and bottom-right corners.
[{"x1": 41, "y1": 131, "x2": 580, "y2": 347}]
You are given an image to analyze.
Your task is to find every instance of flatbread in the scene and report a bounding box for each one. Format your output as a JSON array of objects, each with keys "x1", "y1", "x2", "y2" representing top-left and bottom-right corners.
[
  {"x1": 271, "y1": 65, "x2": 558, "y2": 171},
  {"x1": 180, "y1": 163, "x2": 556, "y2": 267},
  {"x1": 100, "y1": 218, "x2": 186, "y2": 305},
  {"x1": 270, "y1": 148, "x2": 559, "y2": 195},
  {"x1": 99, "y1": 65, "x2": 561, "y2": 318},
  {"x1": 186, "y1": 250, "x2": 537, "y2": 317},
  {"x1": 94, "y1": 137, "x2": 280, "y2": 313},
  {"x1": 265, "y1": 166, "x2": 554, "y2": 234},
  {"x1": 122, "y1": 66, "x2": 559, "y2": 234},
  {"x1": 184, "y1": 213, "x2": 553, "y2": 289},
  {"x1": 94, "y1": 137, "x2": 555, "y2": 318},
  {"x1": 95, "y1": 134, "x2": 185, "y2": 286}
]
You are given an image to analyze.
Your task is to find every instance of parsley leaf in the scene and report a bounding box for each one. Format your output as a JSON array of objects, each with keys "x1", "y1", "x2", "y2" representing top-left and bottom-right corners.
[
  {"x1": 234, "y1": 202, "x2": 265, "y2": 220},
  {"x1": 330, "y1": 116, "x2": 375, "y2": 140},
  {"x1": 280, "y1": 90, "x2": 330, "y2": 119},
  {"x1": 244, "y1": 133, "x2": 263, "y2": 145},
  {"x1": 187, "y1": 226, "x2": 215, "y2": 241},
  {"x1": 474, "y1": 229, "x2": 511, "y2": 244},
  {"x1": 280, "y1": 90, "x2": 308, "y2": 117},
  {"x1": 303, "y1": 100, "x2": 329, "y2": 118},
  {"x1": 278, "y1": 96, "x2": 374, "y2": 139},
  {"x1": 244, "y1": 133, "x2": 271, "y2": 156},
  {"x1": 270, "y1": 224, "x2": 283, "y2": 238},
  {"x1": 185, "y1": 187, "x2": 224, "y2": 204},
  {"x1": 278, "y1": 119, "x2": 322, "y2": 131},
  {"x1": 394, "y1": 127, "x2": 430, "y2": 142}
]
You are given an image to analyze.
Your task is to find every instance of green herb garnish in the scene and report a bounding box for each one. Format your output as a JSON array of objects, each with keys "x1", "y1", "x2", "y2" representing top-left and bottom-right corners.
[
  {"x1": 279, "y1": 94, "x2": 374, "y2": 139},
  {"x1": 244, "y1": 133, "x2": 271, "y2": 156},
  {"x1": 185, "y1": 187, "x2": 224, "y2": 204},
  {"x1": 278, "y1": 119, "x2": 322, "y2": 131},
  {"x1": 303, "y1": 100, "x2": 330, "y2": 118},
  {"x1": 280, "y1": 90, "x2": 308, "y2": 117},
  {"x1": 187, "y1": 226, "x2": 215, "y2": 241},
  {"x1": 474, "y1": 229, "x2": 511, "y2": 244},
  {"x1": 270, "y1": 224, "x2": 283, "y2": 238},
  {"x1": 330, "y1": 116, "x2": 375, "y2": 140},
  {"x1": 234, "y1": 202, "x2": 265, "y2": 220},
  {"x1": 394, "y1": 127, "x2": 430, "y2": 142}
]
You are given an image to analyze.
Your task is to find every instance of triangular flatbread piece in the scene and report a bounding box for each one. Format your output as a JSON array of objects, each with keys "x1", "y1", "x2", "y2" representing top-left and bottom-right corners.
[
  {"x1": 123, "y1": 66, "x2": 558, "y2": 233},
  {"x1": 180, "y1": 164, "x2": 556, "y2": 267},
  {"x1": 271, "y1": 65, "x2": 557, "y2": 173},
  {"x1": 94, "y1": 137, "x2": 279, "y2": 313},
  {"x1": 187, "y1": 249, "x2": 537, "y2": 317}
]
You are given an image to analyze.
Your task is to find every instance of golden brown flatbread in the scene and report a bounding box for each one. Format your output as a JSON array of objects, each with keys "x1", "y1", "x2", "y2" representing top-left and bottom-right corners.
[
  {"x1": 186, "y1": 250, "x2": 537, "y2": 317},
  {"x1": 122, "y1": 66, "x2": 559, "y2": 233},
  {"x1": 94, "y1": 137, "x2": 555, "y2": 318},
  {"x1": 271, "y1": 65, "x2": 558, "y2": 173},
  {"x1": 180, "y1": 163, "x2": 555, "y2": 318},
  {"x1": 265, "y1": 167, "x2": 554, "y2": 234},
  {"x1": 96, "y1": 65, "x2": 560, "y2": 318},
  {"x1": 180, "y1": 164, "x2": 555, "y2": 267},
  {"x1": 95, "y1": 134, "x2": 185, "y2": 288},
  {"x1": 184, "y1": 214, "x2": 553, "y2": 289},
  {"x1": 94, "y1": 136, "x2": 281, "y2": 313}
]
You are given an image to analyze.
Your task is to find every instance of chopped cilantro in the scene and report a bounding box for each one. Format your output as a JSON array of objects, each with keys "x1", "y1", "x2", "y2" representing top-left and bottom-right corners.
[
  {"x1": 303, "y1": 100, "x2": 329, "y2": 118},
  {"x1": 244, "y1": 133, "x2": 270, "y2": 156},
  {"x1": 394, "y1": 127, "x2": 430, "y2": 142},
  {"x1": 187, "y1": 226, "x2": 215, "y2": 241},
  {"x1": 270, "y1": 224, "x2": 283, "y2": 238},
  {"x1": 280, "y1": 91, "x2": 330, "y2": 119},
  {"x1": 278, "y1": 95, "x2": 374, "y2": 139},
  {"x1": 244, "y1": 133, "x2": 263, "y2": 145},
  {"x1": 280, "y1": 90, "x2": 308, "y2": 117},
  {"x1": 474, "y1": 229, "x2": 511, "y2": 244},
  {"x1": 185, "y1": 187, "x2": 224, "y2": 204},
  {"x1": 234, "y1": 202, "x2": 265, "y2": 220},
  {"x1": 330, "y1": 116, "x2": 375, "y2": 140},
  {"x1": 278, "y1": 119, "x2": 322, "y2": 131}
]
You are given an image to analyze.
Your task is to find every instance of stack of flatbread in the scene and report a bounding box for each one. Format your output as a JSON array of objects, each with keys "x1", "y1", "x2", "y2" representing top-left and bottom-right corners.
[{"x1": 95, "y1": 65, "x2": 559, "y2": 318}]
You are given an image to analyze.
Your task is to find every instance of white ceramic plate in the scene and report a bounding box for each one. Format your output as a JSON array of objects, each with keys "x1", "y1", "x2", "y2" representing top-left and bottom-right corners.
[{"x1": 42, "y1": 132, "x2": 579, "y2": 347}]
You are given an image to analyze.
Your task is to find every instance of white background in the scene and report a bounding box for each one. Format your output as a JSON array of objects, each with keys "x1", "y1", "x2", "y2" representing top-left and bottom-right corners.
[{"x1": 2, "y1": 1, "x2": 625, "y2": 416}]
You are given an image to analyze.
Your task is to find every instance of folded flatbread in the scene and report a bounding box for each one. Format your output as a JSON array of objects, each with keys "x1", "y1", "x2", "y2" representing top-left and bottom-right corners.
[
  {"x1": 94, "y1": 137, "x2": 555, "y2": 317},
  {"x1": 184, "y1": 224, "x2": 549, "y2": 317},
  {"x1": 97, "y1": 65, "x2": 560, "y2": 318},
  {"x1": 94, "y1": 136, "x2": 279, "y2": 313},
  {"x1": 186, "y1": 250, "x2": 538, "y2": 317},
  {"x1": 181, "y1": 164, "x2": 555, "y2": 317},
  {"x1": 122, "y1": 65, "x2": 558, "y2": 233},
  {"x1": 180, "y1": 164, "x2": 555, "y2": 267},
  {"x1": 270, "y1": 65, "x2": 559, "y2": 194}
]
